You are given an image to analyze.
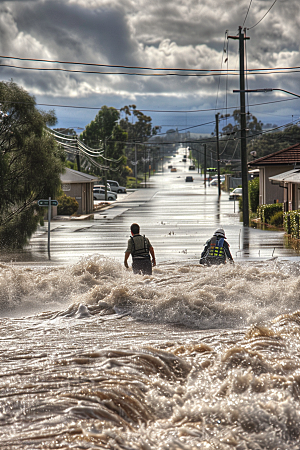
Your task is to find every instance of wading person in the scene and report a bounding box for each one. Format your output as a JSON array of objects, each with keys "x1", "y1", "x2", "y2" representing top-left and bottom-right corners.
[
  {"x1": 124, "y1": 223, "x2": 156, "y2": 275},
  {"x1": 200, "y1": 228, "x2": 234, "y2": 266}
]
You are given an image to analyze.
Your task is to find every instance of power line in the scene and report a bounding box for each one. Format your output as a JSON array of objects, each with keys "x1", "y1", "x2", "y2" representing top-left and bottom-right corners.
[
  {"x1": 247, "y1": 0, "x2": 278, "y2": 30},
  {"x1": 0, "y1": 54, "x2": 240, "y2": 72},
  {"x1": 242, "y1": 0, "x2": 253, "y2": 27},
  {"x1": 0, "y1": 63, "x2": 241, "y2": 77},
  {"x1": 0, "y1": 96, "x2": 298, "y2": 114},
  {"x1": 2, "y1": 54, "x2": 298, "y2": 74},
  {"x1": 2, "y1": 61, "x2": 300, "y2": 77}
]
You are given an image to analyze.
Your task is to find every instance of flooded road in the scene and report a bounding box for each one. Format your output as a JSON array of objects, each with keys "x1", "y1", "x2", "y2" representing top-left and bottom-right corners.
[
  {"x1": 0, "y1": 153, "x2": 297, "y2": 266},
  {"x1": 1, "y1": 154, "x2": 300, "y2": 449}
]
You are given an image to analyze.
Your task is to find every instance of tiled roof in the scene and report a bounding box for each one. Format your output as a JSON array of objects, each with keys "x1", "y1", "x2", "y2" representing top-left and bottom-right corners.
[{"x1": 248, "y1": 143, "x2": 300, "y2": 166}]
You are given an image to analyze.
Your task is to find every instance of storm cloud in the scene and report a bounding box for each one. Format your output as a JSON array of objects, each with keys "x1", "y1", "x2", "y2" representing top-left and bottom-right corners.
[{"x1": 0, "y1": 0, "x2": 299, "y2": 132}]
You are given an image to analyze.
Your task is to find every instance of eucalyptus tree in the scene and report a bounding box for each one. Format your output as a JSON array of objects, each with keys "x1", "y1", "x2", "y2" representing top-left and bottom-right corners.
[
  {"x1": 0, "y1": 81, "x2": 65, "y2": 249},
  {"x1": 80, "y1": 105, "x2": 130, "y2": 184}
]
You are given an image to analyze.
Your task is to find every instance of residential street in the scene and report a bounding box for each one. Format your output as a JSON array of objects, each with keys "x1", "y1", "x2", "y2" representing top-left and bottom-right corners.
[{"x1": 2, "y1": 151, "x2": 298, "y2": 265}]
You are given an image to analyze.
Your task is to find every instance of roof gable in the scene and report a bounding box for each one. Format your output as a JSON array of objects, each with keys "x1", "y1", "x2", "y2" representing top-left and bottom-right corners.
[
  {"x1": 248, "y1": 143, "x2": 300, "y2": 166},
  {"x1": 60, "y1": 168, "x2": 98, "y2": 184}
]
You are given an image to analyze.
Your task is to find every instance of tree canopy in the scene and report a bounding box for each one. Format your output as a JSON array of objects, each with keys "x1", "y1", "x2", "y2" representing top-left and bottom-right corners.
[
  {"x1": 0, "y1": 81, "x2": 65, "y2": 249},
  {"x1": 80, "y1": 106, "x2": 130, "y2": 184}
]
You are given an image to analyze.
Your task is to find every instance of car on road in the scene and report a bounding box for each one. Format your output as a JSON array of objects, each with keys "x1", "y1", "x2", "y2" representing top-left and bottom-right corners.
[
  {"x1": 168, "y1": 164, "x2": 173, "y2": 169},
  {"x1": 93, "y1": 187, "x2": 117, "y2": 201},
  {"x1": 229, "y1": 188, "x2": 242, "y2": 200},
  {"x1": 171, "y1": 167, "x2": 177, "y2": 172},
  {"x1": 189, "y1": 165, "x2": 195, "y2": 170},
  {"x1": 209, "y1": 176, "x2": 225, "y2": 186},
  {"x1": 185, "y1": 176, "x2": 194, "y2": 182},
  {"x1": 107, "y1": 180, "x2": 127, "y2": 193}
]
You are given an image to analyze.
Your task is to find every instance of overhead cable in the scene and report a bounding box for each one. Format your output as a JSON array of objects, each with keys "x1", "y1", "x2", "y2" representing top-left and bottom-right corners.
[
  {"x1": 247, "y1": 0, "x2": 278, "y2": 30},
  {"x1": 2, "y1": 62, "x2": 300, "y2": 77}
]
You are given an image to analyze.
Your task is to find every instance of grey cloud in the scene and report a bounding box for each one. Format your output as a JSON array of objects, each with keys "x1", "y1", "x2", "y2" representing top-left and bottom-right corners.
[
  {"x1": 6, "y1": 0, "x2": 138, "y2": 64},
  {"x1": 0, "y1": 0, "x2": 299, "y2": 134}
]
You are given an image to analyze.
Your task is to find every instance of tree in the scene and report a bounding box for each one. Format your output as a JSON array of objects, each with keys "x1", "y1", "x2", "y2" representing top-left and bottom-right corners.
[
  {"x1": 250, "y1": 124, "x2": 300, "y2": 159},
  {"x1": 80, "y1": 106, "x2": 129, "y2": 185},
  {"x1": 119, "y1": 105, "x2": 160, "y2": 175},
  {"x1": 0, "y1": 81, "x2": 65, "y2": 249}
]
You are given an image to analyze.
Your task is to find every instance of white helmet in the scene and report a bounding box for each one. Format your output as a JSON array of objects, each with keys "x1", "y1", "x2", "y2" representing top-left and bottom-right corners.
[{"x1": 214, "y1": 228, "x2": 225, "y2": 238}]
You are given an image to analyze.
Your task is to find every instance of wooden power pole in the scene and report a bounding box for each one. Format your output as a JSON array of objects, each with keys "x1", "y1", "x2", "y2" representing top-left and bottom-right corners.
[{"x1": 228, "y1": 27, "x2": 250, "y2": 226}]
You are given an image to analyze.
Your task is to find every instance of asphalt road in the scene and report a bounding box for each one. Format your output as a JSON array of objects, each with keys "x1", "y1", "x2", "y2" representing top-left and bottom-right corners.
[{"x1": 2, "y1": 148, "x2": 299, "y2": 265}]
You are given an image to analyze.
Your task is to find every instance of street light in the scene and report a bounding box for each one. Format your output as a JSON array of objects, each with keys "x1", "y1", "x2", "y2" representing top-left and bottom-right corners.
[{"x1": 233, "y1": 88, "x2": 300, "y2": 99}]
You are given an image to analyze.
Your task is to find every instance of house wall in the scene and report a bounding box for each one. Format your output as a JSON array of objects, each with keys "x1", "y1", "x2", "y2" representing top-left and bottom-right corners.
[
  {"x1": 259, "y1": 165, "x2": 294, "y2": 205},
  {"x1": 62, "y1": 182, "x2": 94, "y2": 214},
  {"x1": 290, "y1": 183, "x2": 300, "y2": 211}
]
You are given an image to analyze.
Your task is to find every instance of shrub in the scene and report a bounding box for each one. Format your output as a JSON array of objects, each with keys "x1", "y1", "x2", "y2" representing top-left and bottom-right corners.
[
  {"x1": 248, "y1": 177, "x2": 259, "y2": 213},
  {"x1": 284, "y1": 210, "x2": 300, "y2": 238},
  {"x1": 57, "y1": 194, "x2": 79, "y2": 215},
  {"x1": 257, "y1": 203, "x2": 283, "y2": 224},
  {"x1": 269, "y1": 210, "x2": 283, "y2": 227}
]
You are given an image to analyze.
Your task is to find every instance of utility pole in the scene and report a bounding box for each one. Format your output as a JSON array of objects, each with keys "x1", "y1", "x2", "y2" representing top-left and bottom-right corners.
[
  {"x1": 204, "y1": 144, "x2": 207, "y2": 188},
  {"x1": 216, "y1": 113, "x2": 221, "y2": 197},
  {"x1": 104, "y1": 138, "x2": 107, "y2": 200},
  {"x1": 228, "y1": 27, "x2": 250, "y2": 226},
  {"x1": 135, "y1": 142, "x2": 137, "y2": 188}
]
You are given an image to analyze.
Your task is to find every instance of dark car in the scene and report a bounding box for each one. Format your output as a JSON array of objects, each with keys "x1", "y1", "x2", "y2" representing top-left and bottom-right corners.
[
  {"x1": 185, "y1": 176, "x2": 194, "y2": 182},
  {"x1": 189, "y1": 165, "x2": 195, "y2": 170}
]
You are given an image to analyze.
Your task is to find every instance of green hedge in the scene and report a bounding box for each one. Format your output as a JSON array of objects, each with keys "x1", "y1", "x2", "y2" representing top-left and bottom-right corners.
[
  {"x1": 284, "y1": 210, "x2": 300, "y2": 238},
  {"x1": 57, "y1": 194, "x2": 79, "y2": 215},
  {"x1": 257, "y1": 203, "x2": 283, "y2": 224},
  {"x1": 249, "y1": 177, "x2": 259, "y2": 213}
]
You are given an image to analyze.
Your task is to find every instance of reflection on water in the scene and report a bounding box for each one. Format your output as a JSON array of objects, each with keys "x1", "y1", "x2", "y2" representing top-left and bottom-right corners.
[{"x1": 1, "y1": 256, "x2": 300, "y2": 448}]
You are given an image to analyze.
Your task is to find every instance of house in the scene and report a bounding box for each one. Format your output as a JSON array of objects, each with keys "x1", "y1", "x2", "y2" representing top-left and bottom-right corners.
[
  {"x1": 248, "y1": 143, "x2": 300, "y2": 208},
  {"x1": 269, "y1": 167, "x2": 300, "y2": 212},
  {"x1": 60, "y1": 168, "x2": 98, "y2": 214}
]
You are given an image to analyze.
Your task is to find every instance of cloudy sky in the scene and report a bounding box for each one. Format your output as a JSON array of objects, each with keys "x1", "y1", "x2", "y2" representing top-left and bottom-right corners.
[{"x1": 0, "y1": 0, "x2": 299, "y2": 136}]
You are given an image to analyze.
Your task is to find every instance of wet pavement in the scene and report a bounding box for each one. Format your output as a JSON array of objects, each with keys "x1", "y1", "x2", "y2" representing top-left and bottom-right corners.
[{"x1": 1, "y1": 151, "x2": 299, "y2": 265}]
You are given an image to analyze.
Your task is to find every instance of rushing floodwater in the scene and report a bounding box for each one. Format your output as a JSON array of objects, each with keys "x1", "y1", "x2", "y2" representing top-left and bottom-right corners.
[{"x1": 1, "y1": 256, "x2": 300, "y2": 449}]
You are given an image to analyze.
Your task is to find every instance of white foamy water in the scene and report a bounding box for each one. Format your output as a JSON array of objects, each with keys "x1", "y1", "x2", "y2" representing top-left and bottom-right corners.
[{"x1": 1, "y1": 256, "x2": 300, "y2": 449}]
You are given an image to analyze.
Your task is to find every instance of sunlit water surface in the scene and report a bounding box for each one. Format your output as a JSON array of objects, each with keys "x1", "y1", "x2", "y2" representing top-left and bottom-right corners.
[{"x1": 1, "y1": 256, "x2": 300, "y2": 449}]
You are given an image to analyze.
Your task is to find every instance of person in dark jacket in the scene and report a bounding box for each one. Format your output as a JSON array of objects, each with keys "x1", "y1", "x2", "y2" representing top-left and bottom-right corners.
[
  {"x1": 124, "y1": 223, "x2": 156, "y2": 275},
  {"x1": 200, "y1": 228, "x2": 234, "y2": 265}
]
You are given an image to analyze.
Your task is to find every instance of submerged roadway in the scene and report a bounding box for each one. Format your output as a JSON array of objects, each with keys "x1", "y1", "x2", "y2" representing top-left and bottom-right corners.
[{"x1": 2, "y1": 148, "x2": 299, "y2": 265}]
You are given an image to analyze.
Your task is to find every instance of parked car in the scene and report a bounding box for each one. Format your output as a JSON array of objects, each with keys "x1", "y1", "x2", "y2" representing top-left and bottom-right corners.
[
  {"x1": 107, "y1": 180, "x2": 127, "y2": 193},
  {"x1": 189, "y1": 165, "x2": 195, "y2": 170},
  {"x1": 171, "y1": 167, "x2": 177, "y2": 172},
  {"x1": 94, "y1": 183, "x2": 111, "y2": 191},
  {"x1": 229, "y1": 188, "x2": 242, "y2": 200},
  {"x1": 93, "y1": 187, "x2": 117, "y2": 201},
  {"x1": 185, "y1": 176, "x2": 194, "y2": 182},
  {"x1": 209, "y1": 176, "x2": 225, "y2": 186}
]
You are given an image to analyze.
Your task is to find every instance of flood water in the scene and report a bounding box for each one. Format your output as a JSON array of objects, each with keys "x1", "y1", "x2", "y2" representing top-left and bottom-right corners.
[
  {"x1": 1, "y1": 158, "x2": 300, "y2": 449},
  {"x1": 1, "y1": 256, "x2": 300, "y2": 449}
]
